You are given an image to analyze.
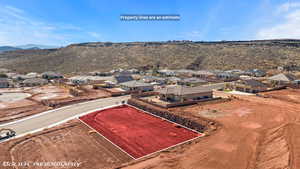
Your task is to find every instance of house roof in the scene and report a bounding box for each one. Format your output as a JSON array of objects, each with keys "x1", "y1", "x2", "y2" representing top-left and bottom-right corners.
[
  {"x1": 225, "y1": 69, "x2": 245, "y2": 74},
  {"x1": 157, "y1": 85, "x2": 213, "y2": 96},
  {"x1": 240, "y1": 79, "x2": 268, "y2": 88},
  {"x1": 23, "y1": 78, "x2": 48, "y2": 84},
  {"x1": 158, "y1": 69, "x2": 175, "y2": 73},
  {"x1": 167, "y1": 77, "x2": 181, "y2": 81},
  {"x1": 182, "y1": 78, "x2": 207, "y2": 83},
  {"x1": 119, "y1": 80, "x2": 153, "y2": 87},
  {"x1": 142, "y1": 76, "x2": 165, "y2": 81},
  {"x1": 268, "y1": 73, "x2": 296, "y2": 82},
  {"x1": 42, "y1": 71, "x2": 63, "y2": 77},
  {"x1": 69, "y1": 76, "x2": 113, "y2": 81},
  {"x1": 216, "y1": 72, "x2": 239, "y2": 78},
  {"x1": 193, "y1": 70, "x2": 215, "y2": 76},
  {"x1": 174, "y1": 69, "x2": 195, "y2": 74},
  {"x1": 114, "y1": 75, "x2": 134, "y2": 83}
]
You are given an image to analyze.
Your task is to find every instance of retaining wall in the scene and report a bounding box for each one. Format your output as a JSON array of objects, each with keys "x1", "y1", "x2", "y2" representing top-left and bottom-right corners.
[{"x1": 128, "y1": 98, "x2": 208, "y2": 133}]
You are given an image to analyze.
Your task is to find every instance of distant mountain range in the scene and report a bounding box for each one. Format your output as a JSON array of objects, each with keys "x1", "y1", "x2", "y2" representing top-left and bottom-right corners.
[
  {"x1": 0, "y1": 44, "x2": 59, "y2": 53},
  {"x1": 0, "y1": 46, "x2": 21, "y2": 53},
  {"x1": 1, "y1": 39, "x2": 300, "y2": 74}
]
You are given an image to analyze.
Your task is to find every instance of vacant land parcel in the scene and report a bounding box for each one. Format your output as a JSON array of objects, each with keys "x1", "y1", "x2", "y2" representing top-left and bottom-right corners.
[{"x1": 79, "y1": 105, "x2": 201, "y2": 159}]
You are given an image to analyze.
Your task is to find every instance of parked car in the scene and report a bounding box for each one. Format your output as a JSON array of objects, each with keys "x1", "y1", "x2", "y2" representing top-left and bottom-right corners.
[{"x1": 0, "y1": 129, "x2": 16, "y2": 141}]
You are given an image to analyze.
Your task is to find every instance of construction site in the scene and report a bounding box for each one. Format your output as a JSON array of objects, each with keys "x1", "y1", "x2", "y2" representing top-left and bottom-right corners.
[{"x1": 1, "y1": 86, "x2": 300, "y2": 169}]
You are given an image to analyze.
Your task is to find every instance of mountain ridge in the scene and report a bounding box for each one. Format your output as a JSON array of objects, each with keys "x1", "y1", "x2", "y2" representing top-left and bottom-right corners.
[{"x1": 0, "y1": 39, "x2": 300, "y2": 73}]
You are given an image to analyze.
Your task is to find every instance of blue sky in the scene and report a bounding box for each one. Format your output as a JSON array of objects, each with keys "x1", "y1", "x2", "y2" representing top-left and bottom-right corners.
[{"x1": 0, "y1": 0, "x2": 299, "y2": 46}]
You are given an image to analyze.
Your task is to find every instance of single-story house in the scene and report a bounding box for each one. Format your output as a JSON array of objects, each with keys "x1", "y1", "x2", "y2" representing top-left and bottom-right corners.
[
  {"x1": 69, "y1": 76, "x2": 113, "y2": 85},
  {"x1": 89, "y1": 71, "x2": 113, "y2": 76},
  {"x1": 245, "y1": 69, "x2": 266, "y2": 77},
  {"x1": 174, "y1": 69, "x2": 195, "y2": 77},
  {"x1": 268, "y1": 73, "x2": 297, "y2": 85},
  {"x1": 112, "y1": 74, "x2": 134, "y2": 84},
  {"x1": 157, "y1": 85, "x2": 213, "y2": 102},
  {"x1": 10, "y1": 74, "x2": 32, "y2": 81},
  {"x1": 119, "y1": 80, "x2": 154, "y2": 92},
  {"x1": 225, "y1": 69, "x2": 246, "y2": 75},
  {"x1": 26, "y1": 72, "x2": 40, "y2": 79},
  {"x1": 178, "y1": 77, "x2": 207, "y2": 86},
  {"x1": 21, "y1": 78, "x2": 48, "y2": 87},
  {"x1": 157, "y1": 69, "x2": 176, "y2": 76},
  {"x1": 0, "y1": 78, "x2": 9, "y2": 88},
  {"x1": 166, "y1": 77, "x2": 181, "y2": 84},
  {"x1": 127, "y1": 68, "x2": 140, "y2": 74},
  {"x1": 294, "y1": 80, "x2": 300, "y2": 85},
  {"x1": 141, "y1": 76, "x2": 166, "y2": 84},
  {"x1": 231, "y1": 79, "x2": 269, "y2": 93},
  {"x1": 192, "y1": 70, "x2": 215, "y2": 78},
  {"x1": 216, "y1": 72, "x2": 239, "y2": 82},
  {"x1": 42, "y1": 71, "x2": 63, "y2": 80}
]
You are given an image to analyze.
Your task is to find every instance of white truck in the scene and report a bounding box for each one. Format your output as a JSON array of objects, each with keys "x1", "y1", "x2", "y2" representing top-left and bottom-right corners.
[{"x1": 0, "y1": 129, "x2": 16, "y2": 141}]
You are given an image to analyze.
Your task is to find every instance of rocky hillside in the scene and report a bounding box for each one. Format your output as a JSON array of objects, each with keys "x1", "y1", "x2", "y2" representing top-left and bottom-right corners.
[{"x1": 1, "y1": 39, "x2": 300, "y2": 73}]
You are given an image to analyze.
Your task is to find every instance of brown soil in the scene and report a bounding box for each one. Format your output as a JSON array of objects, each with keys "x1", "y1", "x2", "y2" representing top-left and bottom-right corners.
[
  {"x1": 261, "y1": 88, "x2": 300, "y2": 104},
  {"x1": 0, "y1": 99, "x2": 37, "y2": 110},
  {"x1": 2, "y1": 88, "x2": 300, "y2": 169},
  {"x1": 121, "y1": 89, "x2": 300, "y2": 169},
  {"x1": 28, "y1": 85, "x2": 73, "y2": 102},
  {"x1": 0, "y1": 105, "x2": 49, "y2": 123},
  {"x1": 81, "y1": 85, "x2": 111, "y2": 98},
  {"x1": 0, "y1": 119, "x2": 132, "y2": 169}
]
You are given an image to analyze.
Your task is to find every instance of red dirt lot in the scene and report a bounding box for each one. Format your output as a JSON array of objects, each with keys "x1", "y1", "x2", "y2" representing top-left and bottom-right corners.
[
  {"x1": 79, "y1": 105, "x2": 200, "y2": 159},
  {"x1": 261, "y1": 88, "x2": 300, "y2": 104},
  {"x1": 121, "y1": 89, "x2": 300, "y2": 169},
  {"x1": 0, "y1": 120, "x2": 132, "y2": 169}
]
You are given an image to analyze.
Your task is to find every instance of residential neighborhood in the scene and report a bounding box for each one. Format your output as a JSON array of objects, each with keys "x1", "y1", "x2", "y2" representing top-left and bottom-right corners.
[{"x1": 1, "y1": 0, "x2": 300, "y2": 169}]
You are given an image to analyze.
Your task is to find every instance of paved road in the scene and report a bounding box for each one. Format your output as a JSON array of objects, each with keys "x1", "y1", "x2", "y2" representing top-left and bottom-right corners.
[{"x1": 0, "y1": 95, "x2": 130, "y2": 138}]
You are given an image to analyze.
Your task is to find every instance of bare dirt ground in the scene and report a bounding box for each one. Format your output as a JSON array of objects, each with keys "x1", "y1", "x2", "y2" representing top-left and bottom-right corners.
[
  {"x1": 0, "y1": 119, "x2": 132, "y2": 169},
  {"x1": 0, "y1": 105, "x2": 49, "y2": 123},
  {"x1": 261, "y1": 88, "x2": 300, "y2": 104},
  {"x1": 121, "y1": 89, "x2": 300, "y2": 169},
  {"x1": 28, "y1": 85, "x2": 73, "y2": 102},
  {"x1": 0, "y1": 91, "x2": 44, "y2": 123},
  {"x1": 0, "y1": 85, "x2": 71, "y2": 123},
  {"x1": 80, "y1": 85, "x2": 111, "y2": 98},
  {"x1": 1, "y1": 88, "x2": 300, "y2": 169}
]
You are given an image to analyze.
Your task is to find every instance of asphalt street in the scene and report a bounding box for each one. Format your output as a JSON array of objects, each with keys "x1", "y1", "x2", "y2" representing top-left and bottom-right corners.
[{"x1": 0, "y1": 95, "x2": 130, "y2": 138}]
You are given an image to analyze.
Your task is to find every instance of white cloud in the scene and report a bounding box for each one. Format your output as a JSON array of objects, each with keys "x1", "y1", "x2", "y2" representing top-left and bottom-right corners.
[
  {"x1": 276, "y1": 2, "x2": 300, "y2": 14},
  {"x1": 185, "y1": 31, "x2": 203, "y2": 39},
  {"x1": 87, "y1": 32, "x2": 102, "y2": 39},
  {"x1": 257, "y1": 2, "x2": 300, "y2": 39},
  {"x1": 0, "y1": 5, "x2": 101, "y2": 46}
]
